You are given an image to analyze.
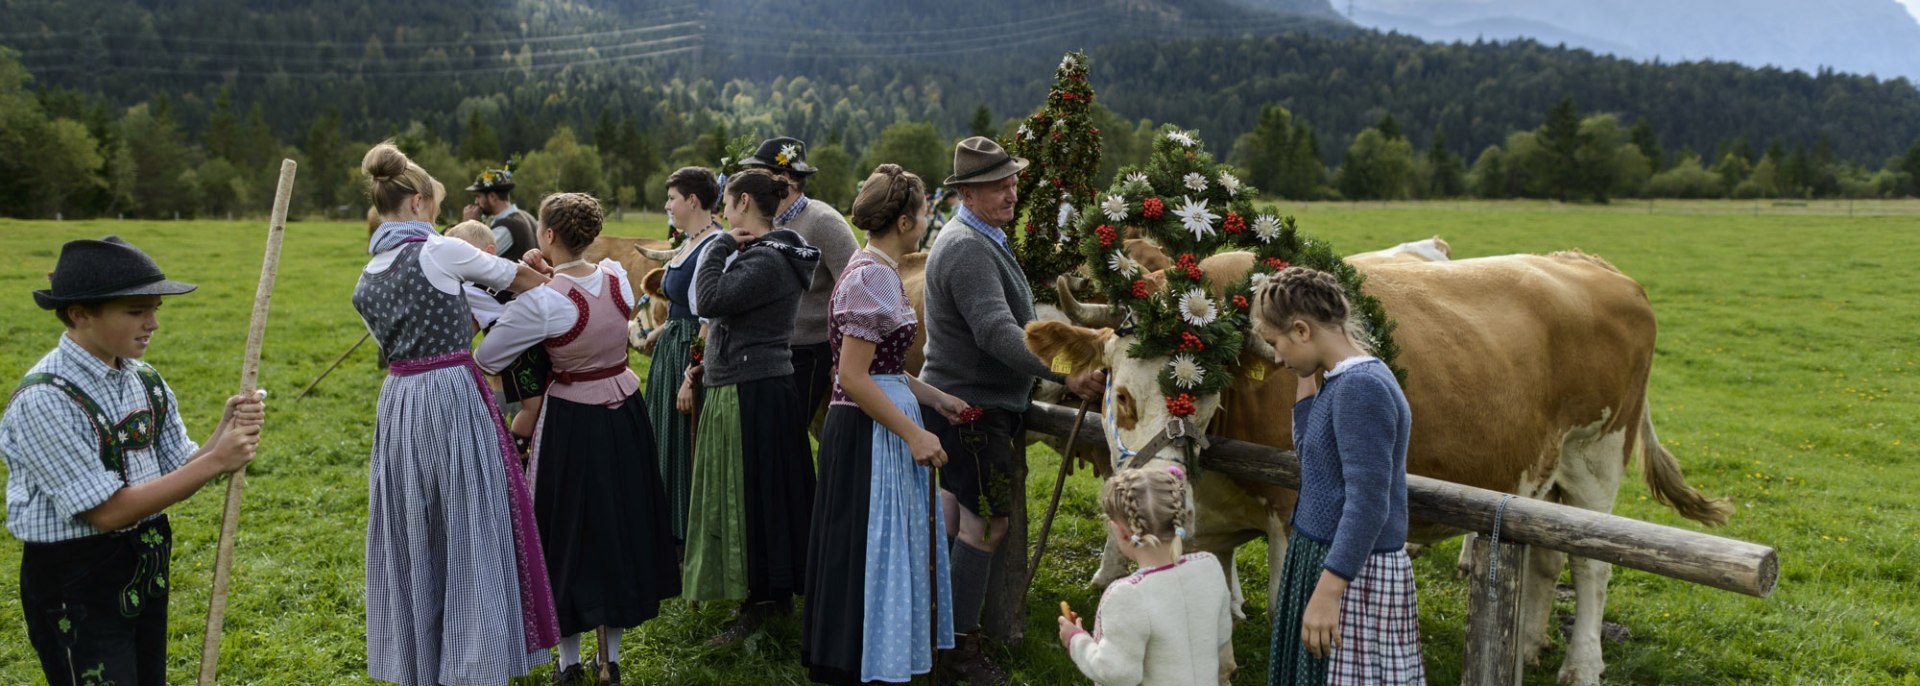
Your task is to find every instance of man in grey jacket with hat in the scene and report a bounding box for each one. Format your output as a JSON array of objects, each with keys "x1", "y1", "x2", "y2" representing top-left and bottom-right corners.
[
  {"x1": 919, "y1": 136, "x2": 1104, "y2": 682},
  {"x1": 738, "y1": 136, "x2": 859, "y2": 432}
]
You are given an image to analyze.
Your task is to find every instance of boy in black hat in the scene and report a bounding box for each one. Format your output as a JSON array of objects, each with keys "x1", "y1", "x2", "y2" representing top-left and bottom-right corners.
[
  {"x1": 738, "y1": 136, "x2": 858, "y2": 431},
  {"x1": 2, "y1": 235, "x2": 265, "y2": 686},
  {"x1": 463, "y1": 163, "x2": 538, "y2": 262}
]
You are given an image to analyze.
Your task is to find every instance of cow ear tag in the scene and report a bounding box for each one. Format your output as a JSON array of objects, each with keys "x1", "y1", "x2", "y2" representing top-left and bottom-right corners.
[
  {"x1": 1246, "y1": 360, "x2": 1265, "y2": 381},
  {"x1": 1051, "y1": 350, "x2": 1075, "y2": 375}
]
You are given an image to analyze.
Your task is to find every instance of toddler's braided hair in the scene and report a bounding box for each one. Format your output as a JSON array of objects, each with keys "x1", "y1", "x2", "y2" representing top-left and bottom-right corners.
[{"x1": 1100, "y1": 467, "x2": 1191, "y2": 552}]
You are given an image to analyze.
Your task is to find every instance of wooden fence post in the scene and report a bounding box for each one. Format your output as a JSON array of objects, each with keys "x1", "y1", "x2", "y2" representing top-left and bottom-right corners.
[
  {"x1": 1461, "y1": 536, "x2": 1528, "y2": 686},
  {"x1": 982, "y1": 429, "x2": 1032, "y2": 645}
]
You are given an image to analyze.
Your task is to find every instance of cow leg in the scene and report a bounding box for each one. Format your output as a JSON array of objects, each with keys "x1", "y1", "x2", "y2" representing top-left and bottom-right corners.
[
  {"x1": 1224, "y1": 554, "x2": 1246, "y2": 620},
  {"x1": 1553, "y1": 429, "x2": 1630, "y2": 686},
  {"x1": 1265, "y1": 510, "x2": 1289, "y2": 617},
  {"x1": 1520, "y1": 544, "x2": 1566, "y2": 666},
  {"x1": 1092, "y1": 532, "x2": 1130, "y2": 588}
]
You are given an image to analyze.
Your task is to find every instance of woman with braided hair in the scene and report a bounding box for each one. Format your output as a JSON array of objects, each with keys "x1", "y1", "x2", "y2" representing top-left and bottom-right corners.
[
  {"x1": 476, "y1": 193, "x2": 680, "y2": 683},
  {"x1": 1057, "y1": 466, "x2": 1234, "y2": 685},
  {"x1": 802, "y1": 164, "x2": 970, "y2": 685},
  {"x1": 1254, "y1": 266, "x2": 1425, "y2": 686}
]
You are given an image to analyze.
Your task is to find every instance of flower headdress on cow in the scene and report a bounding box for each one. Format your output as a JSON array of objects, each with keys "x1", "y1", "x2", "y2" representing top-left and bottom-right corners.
[{"x1": 1073, "y1": 125, "x2": 1404, "y2": 418}]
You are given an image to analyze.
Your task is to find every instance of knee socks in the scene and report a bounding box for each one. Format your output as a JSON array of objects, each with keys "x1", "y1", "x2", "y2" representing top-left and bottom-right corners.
[{"x1": 949, "y1": 540, "x2": 995, "y2": 634}]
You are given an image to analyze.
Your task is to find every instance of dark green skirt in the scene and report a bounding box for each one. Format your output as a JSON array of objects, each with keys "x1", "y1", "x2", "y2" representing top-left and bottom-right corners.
[
  {"x1": 1269, "y1": 533, "x2": 1333, "y2": 686},
  {"x1": 643, "y1": 317, "x2": 699, "y2": 541}
]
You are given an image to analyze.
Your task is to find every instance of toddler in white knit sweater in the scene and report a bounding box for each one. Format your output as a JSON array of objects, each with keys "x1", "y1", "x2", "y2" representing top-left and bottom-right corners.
[{"x1": 1059, "y1": 466, "x2": 1235, "y2": 685}]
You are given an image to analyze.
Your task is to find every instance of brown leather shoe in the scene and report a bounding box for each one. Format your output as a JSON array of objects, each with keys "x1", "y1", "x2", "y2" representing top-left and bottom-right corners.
[{"x1": 937, "y1": 633, "x2": 1010, "y2": 684}]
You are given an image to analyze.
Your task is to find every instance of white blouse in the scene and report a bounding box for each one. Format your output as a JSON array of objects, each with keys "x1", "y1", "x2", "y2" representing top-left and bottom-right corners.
[
  {"x1": 365, "y1": 233, "x2": 516, "y2": 295},
  {"x1": 474, "y1": 260, "x2": 634, "y2": 374}
]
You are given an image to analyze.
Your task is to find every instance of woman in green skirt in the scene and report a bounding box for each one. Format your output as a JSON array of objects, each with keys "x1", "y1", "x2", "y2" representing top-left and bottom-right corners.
[
  {"x1": 681, "y1": 169, "x2": 822, "y2": 643},
  {"x1": 645, "y1": 166, "x2": 723, "y2": 545}
]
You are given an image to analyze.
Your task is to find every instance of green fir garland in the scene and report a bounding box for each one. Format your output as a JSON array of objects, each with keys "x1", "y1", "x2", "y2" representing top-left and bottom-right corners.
[
  {"x1": 1008, "y1": 52, "x2": 1102, "y2": 305},
  {"x1": 1075, "y1": 125, "x2": 1403, "y2": 417}
]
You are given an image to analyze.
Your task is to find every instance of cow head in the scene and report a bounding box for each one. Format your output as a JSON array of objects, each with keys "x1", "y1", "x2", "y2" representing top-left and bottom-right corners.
[{"x1": 1028, "y1": 267, "x2": 1269, "y2": 471}]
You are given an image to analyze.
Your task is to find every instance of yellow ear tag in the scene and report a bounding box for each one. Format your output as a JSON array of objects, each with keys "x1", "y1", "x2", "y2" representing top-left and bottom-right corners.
[
  {"x1": 1051, "y1": 350, "x2": 1075, "y2": 375},
  {"x1": 1246, "y1": 361, "x2": 1266, "y2": 381}
]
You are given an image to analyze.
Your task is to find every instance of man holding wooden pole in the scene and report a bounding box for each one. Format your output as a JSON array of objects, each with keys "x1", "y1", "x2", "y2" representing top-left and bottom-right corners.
[{"x1": 1, "y1": 235, "x2": 265, "y2": 686}]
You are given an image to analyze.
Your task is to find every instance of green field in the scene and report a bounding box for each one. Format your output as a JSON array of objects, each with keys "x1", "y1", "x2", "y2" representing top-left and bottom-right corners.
[{"x1": 1, "y1": 205, "x2": 1916, "y2": 684}]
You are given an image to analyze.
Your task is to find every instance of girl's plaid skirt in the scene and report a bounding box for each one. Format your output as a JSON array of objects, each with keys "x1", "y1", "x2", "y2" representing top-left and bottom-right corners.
[{"x1": 1270, "y1": 533, "x2": 1427, "y2": 686}]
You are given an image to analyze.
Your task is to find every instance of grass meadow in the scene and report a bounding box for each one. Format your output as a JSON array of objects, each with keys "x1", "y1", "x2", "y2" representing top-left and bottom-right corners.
[{"x1": 1, "y1": 202, "x2": 1916, "y2": 684}]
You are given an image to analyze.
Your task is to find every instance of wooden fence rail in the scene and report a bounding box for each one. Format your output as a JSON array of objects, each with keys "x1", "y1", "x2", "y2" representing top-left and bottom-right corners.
[{"x1": 1018, "y1": 400, "x2": 1779, "y2": 686}]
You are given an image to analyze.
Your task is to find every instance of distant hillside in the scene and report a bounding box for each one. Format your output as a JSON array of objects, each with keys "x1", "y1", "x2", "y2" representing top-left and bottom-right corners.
[
  {"x1": 2, "y1": 0, "x2": 1918, "y2": 167},
  {"x1": 1355, "y1": 0, "x2": 1920, "y2": 83}
]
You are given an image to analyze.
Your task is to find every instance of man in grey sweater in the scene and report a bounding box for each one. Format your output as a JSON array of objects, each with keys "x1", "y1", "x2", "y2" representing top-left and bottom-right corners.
[
  {"x1": 920, "y1": 136, "x2": 1104, "y2": 683},
  {"x1": 740, "y1": 136, "x2": 859, "y2": 429}
]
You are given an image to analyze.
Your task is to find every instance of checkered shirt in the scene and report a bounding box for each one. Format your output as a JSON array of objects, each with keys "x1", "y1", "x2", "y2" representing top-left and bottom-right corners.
[
  {"x1": 2, "y1": 335, "x2": 196, "y2": 542},
  {"x1": 955, "y1": 204, "x2": 1012, "y2": 255},
  {"x1": 776, "y1": 193, "x2": 811, "y2": 226}
]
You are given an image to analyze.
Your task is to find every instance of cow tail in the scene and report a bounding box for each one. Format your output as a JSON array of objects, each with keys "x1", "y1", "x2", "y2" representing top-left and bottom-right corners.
[{"x1": 1639, "y1": 403, "x2": 1733, "y2": 526}]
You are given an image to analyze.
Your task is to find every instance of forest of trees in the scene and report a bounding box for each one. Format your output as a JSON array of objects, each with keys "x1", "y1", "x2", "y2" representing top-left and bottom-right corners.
[{"x1": 5, "y1": 0, "x2": 1920, "y2": 219}]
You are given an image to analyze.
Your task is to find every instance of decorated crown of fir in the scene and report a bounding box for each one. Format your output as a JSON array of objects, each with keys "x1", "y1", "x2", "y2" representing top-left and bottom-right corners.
[{"x1": 1074, "y1": 125, "x2": 1403, "y2": 416}]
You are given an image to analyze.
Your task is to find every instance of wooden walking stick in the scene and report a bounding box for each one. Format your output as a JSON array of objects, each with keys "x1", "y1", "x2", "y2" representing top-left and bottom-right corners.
[
  {"x1": 198, "y1": 158, "x2": 295, "y2": 685},
  {"x1": 928, "y1": 459, "x2": 941, "y2": 686},
  {"x1": 1026, "y1": 397, "x2": 1093, "y2": 589},
  {"x1": 294, "y1": 331, "x2": 369, "y2": 401},
  {"x1": 597, "y1": 626, "x2": 613, "y2": 682}
]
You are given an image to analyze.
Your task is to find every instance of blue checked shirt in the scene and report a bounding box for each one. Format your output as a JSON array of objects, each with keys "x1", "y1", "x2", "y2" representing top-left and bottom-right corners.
[
  {"x1": 775, "y1": 193, "x2": 811, "y2": 227},
  {"x1": 956, "y1": 204, "x2": 1013, "y2": 255},
  {"x1": 2, "y1": 335, "x2": 196, "y2": 542}
]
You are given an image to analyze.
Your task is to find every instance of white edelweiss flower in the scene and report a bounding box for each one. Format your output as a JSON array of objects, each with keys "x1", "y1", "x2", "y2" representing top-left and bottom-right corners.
[
  {"x1": 778, "y1": 143, "x2": 800, "y2": 165},
  {"x1": 1177, "y1": 288, "x2": 1218, "y2": 327},
  {"x1": 1169, "y1": 354, "x2": 1206, "y2": 389},
  {"x1": 1125, "y1": 171, "x2": 1150, "y2": 189},
  {"x1": 1253, "y1": 214, "x2": 1282, "y2": 243},
  {"x1": 1183, "y1": 172, "x2": 1208, "y2": 192},
  {"x1": 1018, "y1": 124, "x2": 1033, "y2": 141},
  {"x1": 1056, "y1": 201, "x2": 1076, "y2": 228},
  {"x1": 1101, "y1": 194, "x2": 1130, "y2": 222},
  {"x1": 1218, "y1": 172, "x2": 1241, "y2": 196},
  {"x1": 1107, "y1": 251, "x2": 1141, "y2": 277},
  {"x1": 1173, "y1": 195, "x2": 1219, "y2": 240},
  {"x1": 1166, "y1": 130, "x2": 1196, "y2": 148}
]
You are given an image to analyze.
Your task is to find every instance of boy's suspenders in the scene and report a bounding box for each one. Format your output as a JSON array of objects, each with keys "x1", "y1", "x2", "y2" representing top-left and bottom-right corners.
[
  {"x1": 10, "y1": 363, "x2": 175, "y2": 618},
  {"x1": 9, "y1": 363, "x2": 169, "y2": 484}
]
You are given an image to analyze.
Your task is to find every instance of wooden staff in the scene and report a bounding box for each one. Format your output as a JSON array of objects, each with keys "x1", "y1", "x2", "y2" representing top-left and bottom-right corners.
[
  {"x1": 596, "y1": 626, "x2": 612, "y2": 682},
  {"x1": 293, "y1": 331, "x2": 369, "y2": 401},
  {"x1": 927, "y1": 458, "x2": 940, "y2": 686},
  {"x1": 198, "y1": 158, "x2": 295, "y2": 685},
  {"x1": 1025, "y1": 397, "x2": 1093, "y2": 589}
]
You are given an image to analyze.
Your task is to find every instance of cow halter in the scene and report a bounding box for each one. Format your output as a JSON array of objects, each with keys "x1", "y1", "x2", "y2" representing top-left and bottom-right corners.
[{"x1": 1101, "y1": 375, "x2": 1208, "y2": 473}]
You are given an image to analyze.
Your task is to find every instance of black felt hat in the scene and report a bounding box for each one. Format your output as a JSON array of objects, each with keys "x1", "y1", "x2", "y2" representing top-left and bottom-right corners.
[
  {"x1": 465, "y1": 165, "x2": 516, "y2": 193},
  {"x1": 33, "y1": 236, "x2": 197, "y2": 310},
  {"x1": 739, "y1": 136, "x2": 819, "y2": 176}
]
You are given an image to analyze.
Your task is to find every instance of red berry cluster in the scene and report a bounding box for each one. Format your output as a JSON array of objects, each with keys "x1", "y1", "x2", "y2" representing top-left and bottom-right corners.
[
  {"x1": 1265, "y1": 258, "x2": 1291, "y2": 271},
  {"x1": 1096, "y1": 224, "x2": 1117, "y2": 248},
  {"x1": 1056, "y1": 91, "x2": 1089, "y2": 102},
  {"x1": 1177, "y1": 331, "x2": 1206, "y2": 353},
  {"x1": 1141, "y1": 197, "x2": 1165, "y2": 220},
  {"x1": 691, "y1": 348, "x2": 704, "y2": 363},
  {"x1": 1052, "y1": 177, "x2": 1064, "y2": 187},
  {"x1": 955, "y1": 405, "x2": 984, "y2": 424},
  {"x1": 1026, "y1": 222, "x2": 1039, "y2": 235},
  {"x1": 1233, "y1": 294, "x2": 1250, "y2": 310},
  {"x1": 1131, "y1": 279, "x2": 1152, "y2": 299},
  {"x1": 1165, "y1": 393, "x2": 1197, "y2": 417},
  {"x1": 1223, "y1": 212, "x2": 1246, "y2": 235},
  {"x1": 1175, "y1": 253, "x2": 1203, "y2": 281}
]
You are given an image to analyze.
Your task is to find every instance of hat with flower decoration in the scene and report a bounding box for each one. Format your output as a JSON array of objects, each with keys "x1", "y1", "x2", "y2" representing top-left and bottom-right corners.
[
  {"x1": 739, "y1": 136, "x2": 818, "y2": 176},
  {"x1": 465, "y1": 159, "x2": 517, "y2": 193}
]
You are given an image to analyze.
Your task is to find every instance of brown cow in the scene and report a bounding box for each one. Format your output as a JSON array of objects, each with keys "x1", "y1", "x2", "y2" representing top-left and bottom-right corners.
[{"x1": 1028, "y1": 250, "x2": 1728, "y2": 686}]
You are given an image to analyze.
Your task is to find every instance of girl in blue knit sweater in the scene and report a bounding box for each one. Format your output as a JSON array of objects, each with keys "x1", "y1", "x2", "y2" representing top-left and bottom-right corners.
[{"x1": 1253, "y1": 267, "x2": 1426, "y2": 685}]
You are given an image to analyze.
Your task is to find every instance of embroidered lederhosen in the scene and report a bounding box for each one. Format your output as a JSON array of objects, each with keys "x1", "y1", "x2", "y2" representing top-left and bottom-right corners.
[{"x1": 13, "y1": 367, "x2": 174, "y2": 618}]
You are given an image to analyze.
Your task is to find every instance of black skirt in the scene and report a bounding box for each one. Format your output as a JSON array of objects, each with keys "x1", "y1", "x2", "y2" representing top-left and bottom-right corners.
[
  {"x1": 533, "y1": 393, "x2": 681, "y2": 634},
  {"x1": 802, "y1": 405, "x2": 874, "y2": 685},
  {"x1": 738, "y1": 375, "x2": 816, "y2": 603}
]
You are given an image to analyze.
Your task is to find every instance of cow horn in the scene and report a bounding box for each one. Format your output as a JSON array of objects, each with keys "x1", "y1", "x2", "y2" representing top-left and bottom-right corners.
[
  {"x1": 637, "y1": 245, "x2": 677, "y2": 262},
  {"x1": 1242, "y1": 327, "x2": 1276, "y2": 364},
  {"x1": 1056, "y1": 275, "x2": 1124, "y2": 328}
]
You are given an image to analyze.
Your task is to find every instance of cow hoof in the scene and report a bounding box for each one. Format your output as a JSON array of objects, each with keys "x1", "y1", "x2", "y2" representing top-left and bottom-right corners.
[{"x1": 1557, "y1": 662, "x2": 1603, "y2": 686}]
